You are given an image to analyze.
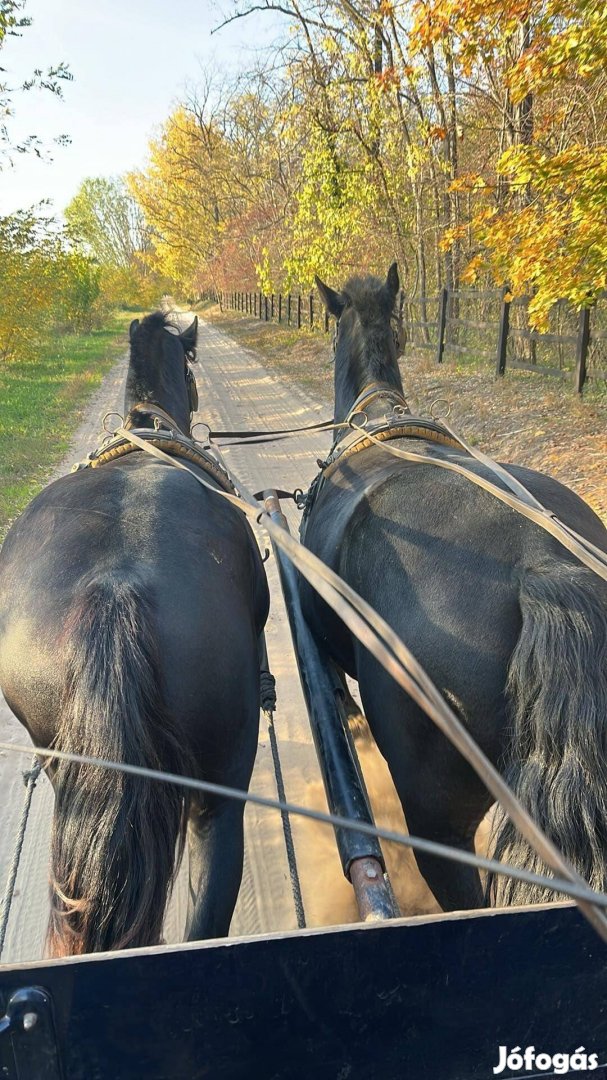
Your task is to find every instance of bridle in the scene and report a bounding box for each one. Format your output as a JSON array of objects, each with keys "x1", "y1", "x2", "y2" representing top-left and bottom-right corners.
[{"x1": 185, "y1": 362, "x2": 198, "y2": 414}]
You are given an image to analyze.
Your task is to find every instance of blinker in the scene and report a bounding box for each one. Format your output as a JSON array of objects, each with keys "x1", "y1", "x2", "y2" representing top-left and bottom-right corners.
[{"x1": 186, "y1": 366, "x2": 199, "y2": 413}]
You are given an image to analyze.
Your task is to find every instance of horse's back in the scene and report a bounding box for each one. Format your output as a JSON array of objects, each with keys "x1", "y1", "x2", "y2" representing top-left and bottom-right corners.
[
  {"x1": 0, "y1": 456, "x2": 267, "y2": 749},
  {"x1": 301, "y1": 443, "x2": 607, "y2": 713}
]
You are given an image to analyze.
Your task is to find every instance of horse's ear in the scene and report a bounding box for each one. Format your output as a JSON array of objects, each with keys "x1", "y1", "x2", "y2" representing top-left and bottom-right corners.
[
  {"x1": 315, "y1": 275, "x2": 346, "y2": 320},
  {"x1": 179, "y1": 316, "x2": 198, "y2": 352},
  {"x1": 129, "y1": 319, "x2": 140, "y2": 342},
  {"x1": 385, "y1": 262, "x2": 399, "y2": 298}
]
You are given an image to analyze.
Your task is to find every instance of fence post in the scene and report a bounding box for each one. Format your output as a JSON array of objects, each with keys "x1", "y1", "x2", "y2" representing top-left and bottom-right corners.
[
  {"x1": 271, "y1": 294, "x2": 275, "y2": 320},
  {"x1": 495, "y1": 289, "x2": 511, "y2": 376},
  {"x1": 297, "y1": 294, "x2": 302, "y2": 329},
  {"x1": 574, "y1": 305, "x2": 591, "y2": 394},
  {"x1": 324, "y1": 308, "x2": 329, "y2": 334},
  {"x1": 259, "y1": 292, "x2": 263, "y2": 320},
  {"x1": 287, "y1": 294, "x2": 292, "y2": 325},
  {"x1": 309, "y1": 293, "x2": 314, "y2": 328},
  {"x1": 264, "y1": 295, "x2": 269, "y2": 321},
  {"x1": 278, "y1": 294, "x2": 282, "y2": 324},
  {"x1": 436, "y1": 288, "x2": 448, "y2": 364}
]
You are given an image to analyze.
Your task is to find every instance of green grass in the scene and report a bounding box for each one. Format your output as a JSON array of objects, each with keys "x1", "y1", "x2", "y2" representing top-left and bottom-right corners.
[{"x1": 0, "y1": 311, "x2": 131, "y2": 540}]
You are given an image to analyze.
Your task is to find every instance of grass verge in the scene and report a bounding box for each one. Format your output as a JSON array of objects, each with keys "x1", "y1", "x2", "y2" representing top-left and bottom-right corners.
[{"x1": 0, "y1": 311, "x2": 131, "y2": 540}]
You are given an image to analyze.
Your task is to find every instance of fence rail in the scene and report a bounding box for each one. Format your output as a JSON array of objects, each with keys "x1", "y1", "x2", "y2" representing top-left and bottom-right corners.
[
  {"x1": 214, "y1": 289, "x2": 329, "y2": 334},
  {"x1": 206, "y1": 287, "x2": 607, "y2": 396}
]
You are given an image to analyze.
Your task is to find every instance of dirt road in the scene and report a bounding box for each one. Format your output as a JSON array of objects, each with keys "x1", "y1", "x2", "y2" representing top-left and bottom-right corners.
[{"x1": 1, "y1": 316, "x2": 438, "y2": 965}]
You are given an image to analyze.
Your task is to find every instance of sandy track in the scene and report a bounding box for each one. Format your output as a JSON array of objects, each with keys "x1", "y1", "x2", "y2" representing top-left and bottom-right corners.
[{"x1": 1, "y1": 316, "x2": 441, "y2": 965}]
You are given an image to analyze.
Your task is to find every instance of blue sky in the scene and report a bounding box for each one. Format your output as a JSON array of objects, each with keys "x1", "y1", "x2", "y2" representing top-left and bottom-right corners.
[{"x1": 1, "y1": 0, "x2": 283, "y2": 216}]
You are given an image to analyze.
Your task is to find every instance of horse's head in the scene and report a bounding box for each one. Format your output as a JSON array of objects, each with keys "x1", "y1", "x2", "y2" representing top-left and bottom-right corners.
[
  {"x1": 315, "y1": 264, "x2": 405, "y2": 422},
  {"x1": 124, "y1": 312, "x2": 199, "y2": 435}
]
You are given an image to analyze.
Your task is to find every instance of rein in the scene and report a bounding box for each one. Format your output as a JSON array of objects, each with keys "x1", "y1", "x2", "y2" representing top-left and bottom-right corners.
[
  {"x1": 297, "y1": 380, "x2": 607, "y2": 585},
  {"x1": 105, "y1": 425, "x2": 607, "y2": 942}
]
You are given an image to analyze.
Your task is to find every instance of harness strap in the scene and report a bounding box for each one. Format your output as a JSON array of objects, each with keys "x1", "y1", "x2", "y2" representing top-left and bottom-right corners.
[
  {"x1": 347, "y1": 421, "x2": 607, "y2": 584},
  {"x1": 210, "y1": 418, "x2": 340, "y2": 443},
  {"x1": 113, "y1": 425, "x2": 607, "y2": 942}
]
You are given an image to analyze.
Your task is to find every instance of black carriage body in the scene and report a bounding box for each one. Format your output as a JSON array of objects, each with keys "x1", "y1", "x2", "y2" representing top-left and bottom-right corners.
[{"x1": 1, "y1": 902, "x2": 606, "y2": 1080}]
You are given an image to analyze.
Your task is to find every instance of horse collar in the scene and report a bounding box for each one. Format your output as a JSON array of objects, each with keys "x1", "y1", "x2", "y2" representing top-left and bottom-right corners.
[
  {"x1": 300, "y1": 395, "x2": 461, "y2": 540},
  {"x1": 70, "y1": 406, "x2": 235, "y2": 495},
  {"x1": 347, "y1": 382, "x2": 410, "y2": 423},
  {"x1": 125, "y1": 402, "x2": 189, "y2": 436}
]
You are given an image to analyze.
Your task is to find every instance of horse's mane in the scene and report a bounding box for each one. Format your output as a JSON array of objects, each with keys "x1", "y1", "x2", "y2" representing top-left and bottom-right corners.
[
  {"x1": 341, "y1": 274, "x2": 393, "y2": 319},
  {"x1": 130, "y1": 312, "x2": 174, "y2": 368}
]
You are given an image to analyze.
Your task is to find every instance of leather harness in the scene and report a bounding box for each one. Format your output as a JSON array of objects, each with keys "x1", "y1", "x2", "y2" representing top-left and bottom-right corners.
[
  {"x1": 71, "y1": 402, "x2": 236, "y2": 495},
  {"x1": 300, "y1": 382, "x2": 462, "y2": 534}
]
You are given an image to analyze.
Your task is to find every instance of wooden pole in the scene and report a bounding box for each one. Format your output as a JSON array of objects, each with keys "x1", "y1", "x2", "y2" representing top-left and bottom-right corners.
[
  {"x1": 496, "y1": 289, "x2": 511, "y2": 376},
  {"x1": 574, "y1": 306, "x2": 590, "y2": 395},
  {"x1": 436, "y1": 288, "x2": 448, "y2": 364}
]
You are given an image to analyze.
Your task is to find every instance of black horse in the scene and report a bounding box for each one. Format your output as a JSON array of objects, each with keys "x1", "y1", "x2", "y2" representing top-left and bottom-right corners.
[
  {"x1": 303, "y1": 265, "x2": 607, "y2": 912},
  {"x1": 0, "y1": 312, "x2": 269, "y2": 955}
]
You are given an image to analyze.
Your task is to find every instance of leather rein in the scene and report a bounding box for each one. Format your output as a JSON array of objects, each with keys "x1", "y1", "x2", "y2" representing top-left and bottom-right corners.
[{"x1": 296, "y1": 382, "x2": 607, "y2": 585}]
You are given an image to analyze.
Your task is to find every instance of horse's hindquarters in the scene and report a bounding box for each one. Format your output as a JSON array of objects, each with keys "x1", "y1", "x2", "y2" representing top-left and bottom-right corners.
[{"x1": 0, "y1": 463, "x2": 268, "y2": 954}]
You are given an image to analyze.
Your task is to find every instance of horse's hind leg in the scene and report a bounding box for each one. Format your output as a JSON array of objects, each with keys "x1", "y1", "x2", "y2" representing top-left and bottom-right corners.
[
  {"x1": 359, "y1": 673, "x2": 494, "y2": 912},
  {"x1": 185, "y1": 793, "x2": 247, "y2": 940}
]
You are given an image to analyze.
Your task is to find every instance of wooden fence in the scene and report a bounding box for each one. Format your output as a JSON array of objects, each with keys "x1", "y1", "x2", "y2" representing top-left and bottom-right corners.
[
  {"x1": 405, "y1": 287, "x2": 607, "y2": 395},
  {"x1": 211, "y1": 287, "x2": 607, "y2": 395},
  {"x1": 217, "y1": 289, "x2": 330, "y2": 334}
]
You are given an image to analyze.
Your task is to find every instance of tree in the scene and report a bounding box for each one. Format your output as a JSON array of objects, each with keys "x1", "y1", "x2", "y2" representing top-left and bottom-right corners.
[
  {"x1": 424, "y1": 0, "x2": 607, "y2": 324},
  {"x1": 65, "y1": 177, "x2": 152, "y2": 270},
  {"x1": 126, "y1": 0, "x2": 607, "y2": 323},
  {"x1": 0, "y1": 0, "x2": 71, "y2": 166}
]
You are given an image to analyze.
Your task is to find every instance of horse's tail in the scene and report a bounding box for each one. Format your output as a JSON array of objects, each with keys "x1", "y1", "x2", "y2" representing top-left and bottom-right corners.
[
  {"x1": 488, "y1": 562, "x2": 607, "y2": 906},
  {"x1": 47, "y1": 576, "x2": 192, "y2": 957}
]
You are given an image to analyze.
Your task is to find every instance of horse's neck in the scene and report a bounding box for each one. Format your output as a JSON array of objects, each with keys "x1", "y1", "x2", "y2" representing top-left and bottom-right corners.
[
  {"x1": 334, "y1": 354, "x2": 404, "y2": 422},
  {"x1": 124, "y1": 377, "x2": 190, "y2": 436}
]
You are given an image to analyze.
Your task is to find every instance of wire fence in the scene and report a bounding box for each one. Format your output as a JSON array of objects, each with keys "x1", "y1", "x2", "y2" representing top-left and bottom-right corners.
[{"x1": 208, "y1": 286, "x2": 607, "y2": 396}]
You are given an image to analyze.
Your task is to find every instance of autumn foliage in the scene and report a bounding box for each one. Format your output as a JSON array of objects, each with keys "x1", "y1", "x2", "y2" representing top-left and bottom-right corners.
[{"x1": 124, "y1": 0, "x2": 607, "y2": 330}]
